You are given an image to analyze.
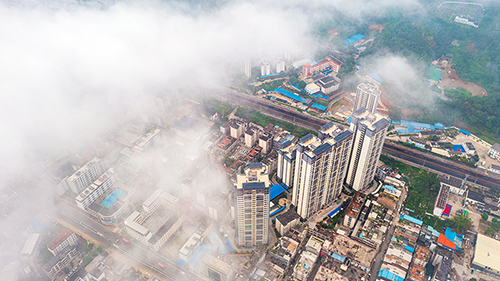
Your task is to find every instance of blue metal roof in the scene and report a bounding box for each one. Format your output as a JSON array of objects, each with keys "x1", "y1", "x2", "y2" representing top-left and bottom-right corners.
[
  {"x1": 405, "y1": 245, "x2": 415, "y2": 252},
  {"x1": 328, "y1": 206, "x2": 342, "y2": 218},
  {"x1": 343, "y1": 34, "x2": 365, "y2": 46},
  {"x1": 270, "y1": 184, "x2": 286, "y2": 201},
  {"x1": 459, "y1": 129, "x2": 471, "y2": 135},
  {"x1": 378, "y1": 269, "x2": 405, "y2": 281},
  {"x1": 270, "y1": 205, "x2": 286, "y2": 216},
  {"x1": 383, "y1": 185, "x2": 398, "y2": 192},
  {"x1": 311, "y1": 103, "x2": 327, "y2": 111},
  {"x1": 400, "y1": 214, "x2": 423, "y2": 226},
  {"x1": 331, "y1": 252, "x2": 346, "y2": 262},
  {"x1": 271, "y1": 88, "x2": 305, "y2": 103}
]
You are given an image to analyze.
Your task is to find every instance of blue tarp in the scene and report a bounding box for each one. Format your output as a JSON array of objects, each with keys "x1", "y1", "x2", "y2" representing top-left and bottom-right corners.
[
  {"x1": 331, "y1": 252, "x2": 346, "y2": 262},
  {"x1": 378, "y1": 270, "x2": 405, "y2": 281},
  {"x1": 270, "y1": 206, "x2": 286, "y2": 216},
  {"x1": 405, "y1": 245, "x2": 415, "y2": 252},
  {"x1": 383, "y1": 185, "x2": 398, "y2": 192},
  {"x1": 259, "y1": 73, "x2": 280, "y2": 79},
  {"x1": 400, "y1": 120, "x2": 436, "y2": 130},
  {"x1": 328, "y1": 206, "x2": 342, "y2": 218},
  {"x1": 400, "y1": 214, "x2": 423, "y2": 226},
  {"x1": 224, "y1": 238, "x2": 234, "y2": 252},
  {"x1": 271, "y1": 88, "x2": 305, "y2": 103},
  {"x1": 435, "y1": 123, "x2": 445, "y2": 130},
  {"x1": 460, "y1": 129, "x2": 471, "y2": 135},
  {"x1": 270, "y1": 184, "x2": 286, "y2": 201},
  {"x1": 445, "y1": 227, "x2": 463, "y2": 249},
  {"x1": 344, "y1": 34, "x2": 365, "y2": 46},
  {"x1": 311, "y1": 103, "x2": 327, "y2": 111},
  {"x1": 453, "y1": 145, "x2": 465, "y2": 152}
]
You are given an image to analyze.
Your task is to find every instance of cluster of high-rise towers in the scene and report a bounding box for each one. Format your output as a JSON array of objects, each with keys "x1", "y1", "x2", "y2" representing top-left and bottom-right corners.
[{"x1": 234, "y1": 83, "x2": 387, "y2": 247}]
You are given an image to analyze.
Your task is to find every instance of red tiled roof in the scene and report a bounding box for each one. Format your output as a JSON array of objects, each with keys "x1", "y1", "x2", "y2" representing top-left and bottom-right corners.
[{"x1": 47, "y1": 229, "x2": 74, "y2": 250}]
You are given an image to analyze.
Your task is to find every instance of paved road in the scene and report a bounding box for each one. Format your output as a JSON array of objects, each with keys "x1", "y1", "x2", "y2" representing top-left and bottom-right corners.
[
  {"x1": 368, "y1": 182, "x2": 408, "y2": 281},
  {"x1": 53, "y1": 200, "x2": 200, "y2": 281}
]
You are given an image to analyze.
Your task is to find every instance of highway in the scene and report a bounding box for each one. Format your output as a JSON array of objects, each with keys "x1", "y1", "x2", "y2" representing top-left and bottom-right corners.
[{"x1": 220, "y1": 91, "x2": 500, "y2": 191}]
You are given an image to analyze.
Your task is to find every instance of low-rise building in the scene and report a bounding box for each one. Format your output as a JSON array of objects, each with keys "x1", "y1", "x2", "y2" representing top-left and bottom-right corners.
[
  {"x1": 317, "y1": 76, "x2": 340, "y2": 94},
  {"x1": 258, "y1": 132, "x2": 273, "y2": 154},
  {"x1": 275, "y1": 208, "x2": 300, "y2": 236},
  {"x1": 21, "y1": 233, "x2": 41, "y2": 259},
  {"x1": 43, "y1": 247, "x2": 77, "y2": 279},
  {"x1": 47, "y1": 229, "x2": 78, "y2": 256},
  {"x1": 489, "y1": 164, "x2": 500, "y2": 175},
  {"x1": 200, "y1": 254, "x2": 233, "y2": 281},
  {"x1": 293, "y1": 251, "x2": 318, "y2": 281},
  {"x1": 305, "y1": 83, "x2": 320, "y2": 95},
  {"x1": 472, "y1": 234, "x2": 500, "y2": 277},
  {"x1": 488, "y1": 143, "x2": 500, "y2": 160},
  {"x1": 343, "y1": 192, "x2": 366, "y2": 228}
]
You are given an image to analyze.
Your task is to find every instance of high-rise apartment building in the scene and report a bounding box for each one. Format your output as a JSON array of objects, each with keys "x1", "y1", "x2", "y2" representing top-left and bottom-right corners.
[
  {"x1": 61, "y1": 157, "x2": 104, "y2": 194},
  {"x1": 353, "y1": 83, "x2": 381, "y2": 114},
  {"x1": 234, "y1": 163, "x2": 270, "y2": 247},
  {"x1": 244, "y1": 59, "x2": 252, "y2": 78},
  {"x1": 346, "y1": 108, "x2": 390, "y2": 191},
  {"x1": 260, "y1": 61, "x2": 271, "y2": 76},
  {"x1": 277, "y1": 140, "x2": 297, "y2": 188},
  {"x1": 292, "y1": 123, "x2": 353, "y2": 218}
]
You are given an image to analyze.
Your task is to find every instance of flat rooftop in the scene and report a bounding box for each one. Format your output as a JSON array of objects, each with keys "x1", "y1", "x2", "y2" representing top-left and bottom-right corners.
[{"x1": 473, "y1": 234, "x2": 500, "y2": 273}]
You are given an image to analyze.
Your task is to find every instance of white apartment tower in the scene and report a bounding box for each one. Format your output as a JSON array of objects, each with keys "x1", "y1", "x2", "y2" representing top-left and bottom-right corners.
[
  {"x1": 346, "y1": 108, "x2": 390, "y2": 191},
  {"x1": 244, "y1": 59, "x2": 252, "y2": 78},
  {"x1": 62, "y1": 157, "x2": 105, "y2": 194},
  {"x1": 260, "y1": 61, "x2": 271, "y2": 76},
  {"x1": 292, "y1": 123, "x2": 353, "y2": 218},
  {"x1": 277, "y1": 140, "x2": 297, "y2": 188},
  {"x1": 353, "y1": 83, "x2": 381, "y2": 114},
  {"x1": 275, "y1": 58, "x2": 286, "y2": 73},
  {"x1": 234, "y1": 163, "x2": 270, "y2": 247}
]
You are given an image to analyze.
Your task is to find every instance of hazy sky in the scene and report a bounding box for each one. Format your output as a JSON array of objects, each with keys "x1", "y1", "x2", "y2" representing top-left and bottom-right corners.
[{"x1": 0, "y1": 0, "x2": 421, "y2": 179}]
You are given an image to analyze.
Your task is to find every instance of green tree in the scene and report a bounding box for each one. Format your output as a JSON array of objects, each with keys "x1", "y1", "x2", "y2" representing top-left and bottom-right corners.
[
  {"x1": 63, "y1": 267, "x2": 69, "y2": 274},
  {"x1": 298, "y1": 81, "x2": 306, "y2": 89},
  {"x1": 481, "y1": 212, "x2": 489, "y2": 221},
  {"x1": 289, "y1": 76, "x2": 299, "y2": 85}
]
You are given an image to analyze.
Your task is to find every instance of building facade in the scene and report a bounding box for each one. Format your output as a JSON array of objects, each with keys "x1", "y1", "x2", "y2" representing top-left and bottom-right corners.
[
  {"x1": 346, "y1": 108, "x2": 390, "y2": 191},
  {"x1": 292, "y1": 123, "x2": 353, "y2": 218},
  {"x1": 234, "y1": 163, "x2": 270, "y2": 248},
  {"x1": 353, "y1": 83, "x2": 381, "y2": 114},
  {"x1": 61, "y1": 157, "x2": 104, "y2": 194},
  {"x1": 75, "y1": 168, "x2": 118, "y2": 210},
  {"x1": 47, "y1": 229, "x2": 78, "y2": 256},
  {"x1": 277, "y1": 140, "x2": 296, "y2": 188}
]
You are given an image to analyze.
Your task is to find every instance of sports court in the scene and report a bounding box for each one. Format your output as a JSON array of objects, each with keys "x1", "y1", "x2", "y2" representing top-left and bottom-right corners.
[{"x1": 100, "y1": 189, "x2": 127, "y2": 208}]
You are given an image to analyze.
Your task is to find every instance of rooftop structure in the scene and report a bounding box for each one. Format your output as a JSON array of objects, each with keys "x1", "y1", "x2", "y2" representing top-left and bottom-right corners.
[
  {"x1": 343, "y1": 192, "x2": 366, "y2": 228},
  {"x1": 473, "y1": 234, "x2": 500, "y2": 275},
  {"x1": 47, "y1": 229, "x2": 78, "y2": 256},
  {"x1": 302, "y1": 56, "x2": 343, "y2": 77},
  {"x1": 346, "y1": 108, "x2": 390, "y2": 191},
  {"x1": 21, "y1": 233, "x2": 40, "y2": 258},
  {"x1": 343, "y1": 34, "x2": 365, "y2": 46}
]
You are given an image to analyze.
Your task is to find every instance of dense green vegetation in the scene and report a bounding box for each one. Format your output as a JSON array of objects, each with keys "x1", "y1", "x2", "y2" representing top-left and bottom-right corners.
[
  {"x1": 361, "y1": 6, "x2": 500, "y2": 142},
  {"x1": 380, "y1": 155, "x2": 440, "y2": 220},
  {"x1": 235, "y1": 107, "x2": 315, "y2": 138}
]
